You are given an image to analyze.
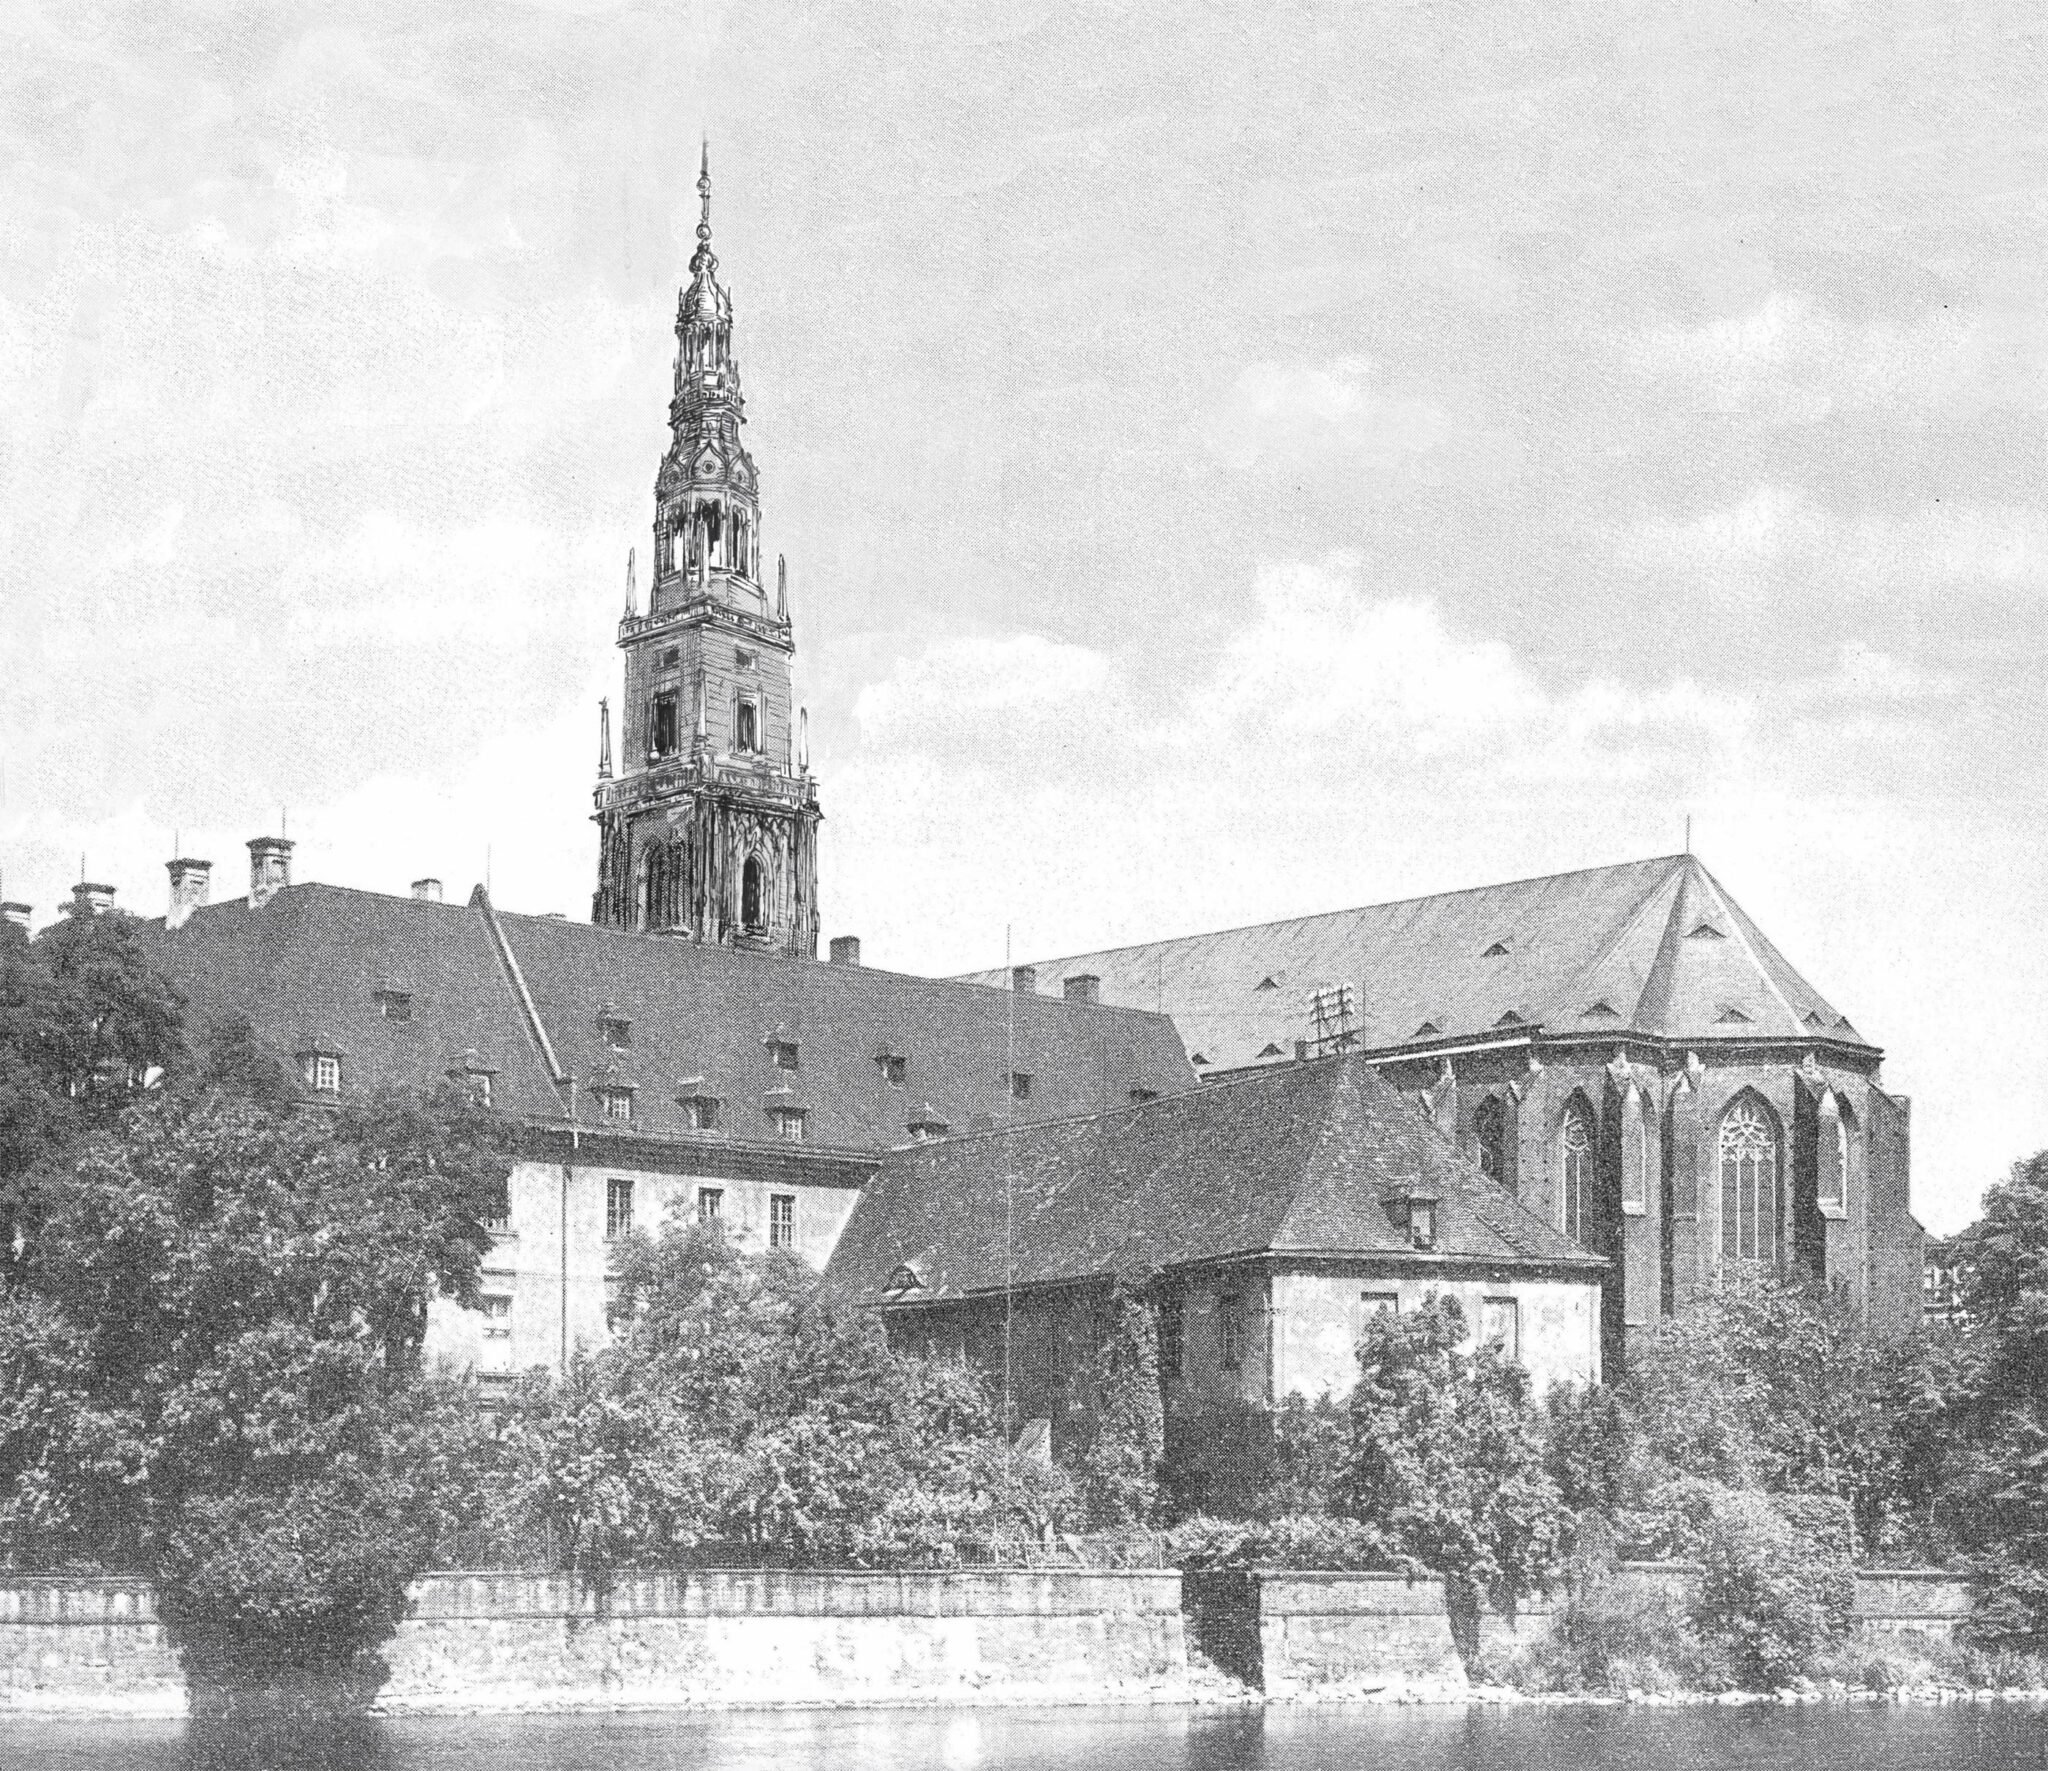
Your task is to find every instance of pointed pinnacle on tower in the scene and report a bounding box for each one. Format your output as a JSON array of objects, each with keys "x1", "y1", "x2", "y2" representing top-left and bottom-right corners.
[{"x1": 624, "y1": 547, "x2": 637, "y2": 618}]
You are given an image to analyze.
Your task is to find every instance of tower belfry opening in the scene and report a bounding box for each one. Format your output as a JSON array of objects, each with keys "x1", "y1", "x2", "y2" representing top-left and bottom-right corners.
[{"x1": 590, "y1": 146, "x2": 822, "y2": 957}]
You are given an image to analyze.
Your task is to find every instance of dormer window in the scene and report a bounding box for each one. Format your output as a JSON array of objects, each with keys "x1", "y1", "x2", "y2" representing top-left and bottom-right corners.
[
  {"x1": 876, "y1": 1052, "x2": 907, "y2": 1086},
  {"x1": 307, "y1": 1054, "x2": 341, "y2": 1094},
  {"x1": 595, "y1": 1086, "x2": 633, "y2": 1124},
  {"x1": 766, "y1": 1037, "x2": 799, "y2": 1071},
  {"x1": 1257, "y1": 1043, "x2": 1284, "y2": 1059},
  {"x1": 1715, "y1": 1006, "x2": 1753, "y2": 1025},
  {"x1": 1583, "y1": 1001, "x2": 1619, "y2": 1019},
  {"x1": 1482, "y1": 941, "x2": 1511, "y2": 959},
  {"x1": 1129, "y1": 1087, "x2": 1158, "y2": 1103},
  {"x1": 884, "y1": 1262, "x2": 924, "y2": 1297},
  {"x1": 1400, "y1": 1190, "x2": 1439, "y2": 1251},
  {"x1": 1494, "y1": 1010, "x2": 1525, "y2": 1028},
  {"x1": 770, "y1": 1106, "x2": 807, "y2": 1143},
  {"x1": 1189, "y1": 1053, "x2": 1209, "y2": 1068},
  {"x1": 1412, "y1": 1022, "x2": 1441, "y2": 1039},
  {"x1": 907, "y1": 1102, "x2": 949, "y2": 1142},
  {"x1": 1688, "y1": 922, "x2": 1727, "y2": 941},
  {"x1": 374, "y1": 989, "x2": 412, "y2": 1021},
  {"x1": 601, "y1": 1015, "x2": 633, "y2": 1051},
  {"x1": 1255, "y1": 976, "x2": 1279, "y2": 992},
  {"x1": 678, "y1": 1090, "x2": 720, "y2": 1131},
  {"x1": 1008, "y1": 1071, "x2": 1032, "y2": 1102}
]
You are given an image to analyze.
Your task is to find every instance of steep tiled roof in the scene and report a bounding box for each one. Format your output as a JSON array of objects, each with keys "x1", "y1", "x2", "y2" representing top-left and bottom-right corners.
[
  {"x1": 825, "y1": 1053, "x2": 1601, "y2": 1307},
  {"x1": 953, "y1": 854, "x2": 1867, "y2": 1073},
  {"x1": 145, "y1": 884, "x2": 1195, "y2": 1151}
]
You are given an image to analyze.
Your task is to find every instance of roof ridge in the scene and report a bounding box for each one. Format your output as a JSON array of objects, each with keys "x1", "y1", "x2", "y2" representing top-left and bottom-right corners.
[{"x1": 966, "y1": 853, "x2": 1692, "y2": 975}]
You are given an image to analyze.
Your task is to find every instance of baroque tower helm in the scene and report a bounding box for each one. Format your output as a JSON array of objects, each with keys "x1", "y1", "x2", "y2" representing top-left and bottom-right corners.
[{"x1": 592, "y1": 149, "x2": 822, "y2": 957}]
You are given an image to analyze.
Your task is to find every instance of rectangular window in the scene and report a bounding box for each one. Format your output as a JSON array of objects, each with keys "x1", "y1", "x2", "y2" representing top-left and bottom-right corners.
[
  {"x1": 606, "y1": 1177, "x2": 634, "y2": 1240},
  {"x1": 736, "y1": 699, "x2": 759, "y2": 753},
  {"x1": 651, "y1": 693, "x2": 679, "y2": 757},
  {"x1": 697, "y1": 1186, "x2": 724, "y2": 1223},
  {"x1": 1480, "y1": 1296, "x2": 1520, "y2": 1362},
  {"x1": 1360, "y1": 1291, "x2": 1399, "y2": 1319},
  {"x1": 374, "y1": 990, "x2": 411, "y2": 1021},
  {"x1": 310, "y1": 1055, "x2": 341, "y2": 1093},
  {"x1": 769, "y1": 1193, "x2": 795, "y2": 1249},
  {"x1": 601, "y1": 1016, "x2": 632, "y2": 1050},
  {"x1": 659, "y1": 646, "x2": 680, "y2": 669},
  {"x1": 600, "y1": 1088, "x2": 632, "y2": 1124},
  {"x1": 1158, "y1": 1296, "x2": 1185, "y2": 1381},
  {"x1": 1009, "y1": 1071, "x2": 1032, "y2": 1102},
  {"x1": 735, "y1": 647, "x2": 756, "y2": 671},
  {"x1": 481, "y1": 1295, "x2": 512, "y2": 1341},
  {"x1": 772, "y1": 1109, "x2": 806, "y2": 1143},
  {"x1": 1219, "y1": 1293, "x2": 1244, "y2": 1370},
  {"x1": 482, "y1": 1180, "x2": 511, "y2": 1233}
]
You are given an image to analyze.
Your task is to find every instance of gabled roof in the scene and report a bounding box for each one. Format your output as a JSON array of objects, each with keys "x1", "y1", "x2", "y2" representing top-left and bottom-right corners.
[
  {"x1": 145, "y1": 884, "x2": 1195, "y2": 1151},
  {"x1": 953, "y1": 854, "x2": 1867, "y2": 1074},
  {"x1": 825, "y1": 1053, "x2": 1600, "y2": 1308}
]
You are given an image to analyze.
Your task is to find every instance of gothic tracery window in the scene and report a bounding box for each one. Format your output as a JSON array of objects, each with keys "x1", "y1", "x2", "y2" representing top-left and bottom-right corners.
[
  {"x1": 1719, "y1": 1097, "x2": 1781, "y2": 1265},
  {"x1": 1561, "y1": 1099, "x2": 1594, "y2": 1245}
]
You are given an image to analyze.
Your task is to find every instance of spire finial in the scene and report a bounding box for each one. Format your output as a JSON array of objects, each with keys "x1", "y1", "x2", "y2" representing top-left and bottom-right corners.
[{"x1": 697, "y1": 139, "x2": 713, "y2": 247}]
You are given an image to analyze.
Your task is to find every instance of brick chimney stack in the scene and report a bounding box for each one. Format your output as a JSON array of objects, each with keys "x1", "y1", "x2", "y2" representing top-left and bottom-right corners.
[
  {"x1": 1011, "y1": 965, "x2": 1037, "y2": 994},
  {"x1": 70, "y1": 882, "x2": 116, "y2": 917},
  {"x1": 166, "y1": 857, "x2": 212, "y2": 930},
  {"x1": 247, "y1": 837, "x2": 293, "y2": 909},
  {"x1": 1063, "y1": 974, "x2": 1101, "y2": 1005},
  {"x1": 411, "y1": 878, "x2": 444, "y2": 904},
  {"x1": 829, "y1": 935, "x2": 861, "y2": 966}
]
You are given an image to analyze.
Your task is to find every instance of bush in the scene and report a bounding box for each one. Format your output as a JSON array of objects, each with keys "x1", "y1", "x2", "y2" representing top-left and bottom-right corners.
[
  {"x1": 1476, "y1": 1572, "x2": 1733, "y2": 1695},
  {"x1": 1691, "y1": 1487, "x2": 1853, "y2": 1687},
  {"x1": 1164, "y1": 1512, "x2": 1394, "y2": 1571}
]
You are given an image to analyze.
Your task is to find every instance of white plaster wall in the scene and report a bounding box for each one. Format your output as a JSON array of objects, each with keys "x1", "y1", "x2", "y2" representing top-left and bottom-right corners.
[
  {"x1": 426, "y1": 1158, "x2": 864, "y2": 1376},
  {"x1": 1269, "y1": 1270, "x2": 1601, "y2": 1405}
]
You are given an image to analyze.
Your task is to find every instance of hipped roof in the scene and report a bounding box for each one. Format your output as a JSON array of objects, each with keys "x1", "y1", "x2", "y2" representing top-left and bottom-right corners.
[
  {"x1": 955, "y1": 854, "x2": 1868, "y2": 1074},
  {"x1": 825, "y1": 1052, "x2": 1601, "y2": 1308}
]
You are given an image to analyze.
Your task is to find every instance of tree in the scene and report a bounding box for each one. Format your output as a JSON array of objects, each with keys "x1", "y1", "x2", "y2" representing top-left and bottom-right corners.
[
  {"x1": 1063, "y1": 1282, "x2": 1164, "y2": 1528},
  {"x1": 0, "y1": 1082, "x2": 512, "y2": 1686},
  {"x1": 1340, "y1": 1295, "x2": 1566, "y2": 1644},
  {"x1": 499, "y1": 1216, "x2": 1062, "y2": 1569},
  {"x1": 0, "y1": 910, "x2": 184, "y2": 1275}
]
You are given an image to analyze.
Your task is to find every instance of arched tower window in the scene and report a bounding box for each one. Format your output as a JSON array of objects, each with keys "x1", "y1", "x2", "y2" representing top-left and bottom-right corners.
[
  {"x1": 1475, "y1": 1095, "x2": 1507, "y2": 1190},
  {"x1": 735, "y1": 699, "x2": 758, "y2": 754},
  {"x1": 704, "y1": 503, "x2": 724, "y2": 567},
  {"x1": 1719, "y1": 1096, "x2": 1782, "y2": 1265},
  {"x1": 1561, "y1": 1098, "x2": 1595, "y2": 1245},
  {"x1": 1819, "y1": 1094, "x2": 1850, "y2": 1216},
  {"x1": 741, "y1": 855, "x2": 765, "y2": 932}
]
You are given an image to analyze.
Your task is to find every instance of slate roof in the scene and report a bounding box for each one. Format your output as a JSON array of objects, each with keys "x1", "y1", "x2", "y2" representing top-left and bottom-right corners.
[
  {"x1": 954, "y1": 854, "x2": 1869, "y2": 1075},
  {"x1": 145, "y1": 884, "x2": 1195, "y2": 1152},
  {"x1": 825, "y1": 1052, "x2": 1602, "y2": 1308}
]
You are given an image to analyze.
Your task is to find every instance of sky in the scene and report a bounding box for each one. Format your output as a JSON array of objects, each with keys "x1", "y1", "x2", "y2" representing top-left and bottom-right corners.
[{"x1": 2, "y1": 1, "x2": 2043, "y2": 1232}]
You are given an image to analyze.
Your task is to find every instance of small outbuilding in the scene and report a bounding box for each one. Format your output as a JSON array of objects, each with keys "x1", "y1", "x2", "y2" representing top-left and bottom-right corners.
[{"x1": 826, "y1": 1050, "x2": 1606, "y2": 1512}]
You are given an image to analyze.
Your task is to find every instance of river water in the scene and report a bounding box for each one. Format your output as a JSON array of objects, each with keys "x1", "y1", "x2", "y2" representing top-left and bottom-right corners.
[{"x1": 7, "y1": 1704, "x2": 2048, "y2": 1771}]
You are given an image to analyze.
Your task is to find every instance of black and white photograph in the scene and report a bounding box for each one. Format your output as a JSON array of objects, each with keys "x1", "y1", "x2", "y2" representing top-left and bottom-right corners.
[{"x1": 1, "y1": 4, "x2": 2044, "y2": 1767}]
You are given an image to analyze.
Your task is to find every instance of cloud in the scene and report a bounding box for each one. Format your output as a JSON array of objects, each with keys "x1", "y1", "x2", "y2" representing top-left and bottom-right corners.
[
  {"x1": 1206, "y1": 356, "x2": 1454, "y2": 469},
  {"x1": 1632, "y1": 291, "x2": 1988, "y2": 425}
]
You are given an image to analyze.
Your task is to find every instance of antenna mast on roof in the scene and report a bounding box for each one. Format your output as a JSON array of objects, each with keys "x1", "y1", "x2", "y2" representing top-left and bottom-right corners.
[{"x1": 1308, "y1": 982, "x2": 1358, "y2": 1056}]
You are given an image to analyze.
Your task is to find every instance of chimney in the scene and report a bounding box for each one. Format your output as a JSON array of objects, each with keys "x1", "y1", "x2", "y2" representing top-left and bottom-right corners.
[
  {"x1": 70, "y1": 881, "x2": 116, "y2": 917},
  {"x1": 247, "y1": 836, "x2": 293, "y2": 909},
  {"x1": 1063, "y1": 973, "x2": 1101, "y2": 1006},
  {"x1": 411, "y1": 878, "x2": 444, "y2": 904},
  {"x1": 1011, "y1": 965, "x2": 1037, "y2": 994},
  {"x1": 0, "y1": 902, "x2": 30, "y2": 931},
  {"x1": 829, "y1": 935, "x2": 861, "y2": 966},
  {"x1": 165, "y1": 857, "x2": 212, "y2": 930}
]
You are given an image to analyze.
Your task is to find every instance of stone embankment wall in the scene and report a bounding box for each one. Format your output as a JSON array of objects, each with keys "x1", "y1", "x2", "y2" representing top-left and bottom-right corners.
[
  {"x1": 0, "y1": 1570, "x2": 1192, "y2": 1717},
  {"x1": 0, "y1": 1565, "x2": 1979, "y2": 1715}
]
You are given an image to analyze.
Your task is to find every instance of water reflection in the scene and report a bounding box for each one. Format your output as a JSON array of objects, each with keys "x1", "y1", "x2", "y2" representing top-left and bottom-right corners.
[{"x1": 5, "y1": 1702, "x2": 2048, "y2": 1771}]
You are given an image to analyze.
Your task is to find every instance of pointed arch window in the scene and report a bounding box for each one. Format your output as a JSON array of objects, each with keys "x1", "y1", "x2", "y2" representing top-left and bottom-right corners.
[
  {"x1": 1818, "y1": 1093, "x2": 1850, "y2": 1218},
  {"x1": 741, "y1": 855, "x2": 765, "y2": 932},
  {"x1": 1719, "y1": 1097, "x2": 1781, "y2": 1264},
  {"x1": 1561, "y1": 1100, "x2": 1595, "y2": 1245},
  {"x1": 1475, "y1": 1095, "x2": 1508, "y2": 1191}
]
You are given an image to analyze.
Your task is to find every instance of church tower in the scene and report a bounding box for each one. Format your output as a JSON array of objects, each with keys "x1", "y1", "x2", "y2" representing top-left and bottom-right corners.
[{"x1": 592, "y1": 149, "x2": 822, "y2": 957}]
